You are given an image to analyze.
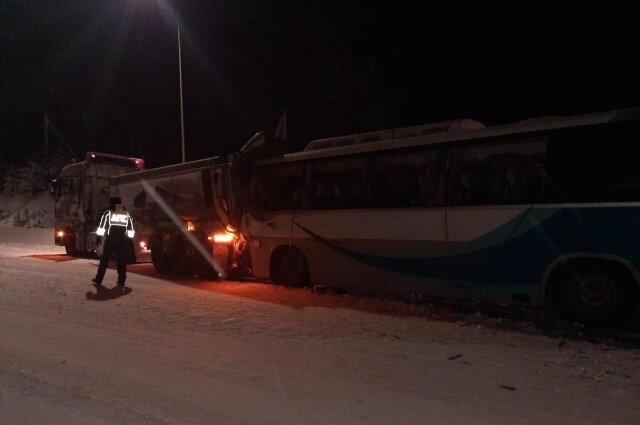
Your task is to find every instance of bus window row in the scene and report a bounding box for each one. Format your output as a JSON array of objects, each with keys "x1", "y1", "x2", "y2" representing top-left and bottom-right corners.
[{"x1": 251, "y1": 121, "x2": 640, "y2": 210}]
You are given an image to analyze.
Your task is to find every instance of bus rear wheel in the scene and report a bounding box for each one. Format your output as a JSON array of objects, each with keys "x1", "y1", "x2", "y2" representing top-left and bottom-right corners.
[
  {"x1": 271, "y1": 247, "x2": 310, "y2": 287},
  {"x1": 560, "y1": 263, "x2": 636, "y2": 325}
]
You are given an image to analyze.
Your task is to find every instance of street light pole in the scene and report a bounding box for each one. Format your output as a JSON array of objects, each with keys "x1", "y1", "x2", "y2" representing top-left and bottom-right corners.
[{"x1": 177, "y1": 17, "x2": 186, "y2": 163}]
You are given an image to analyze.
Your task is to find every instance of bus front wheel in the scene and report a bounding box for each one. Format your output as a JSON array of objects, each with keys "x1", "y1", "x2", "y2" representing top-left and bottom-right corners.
[
  {"x1": 559, "y1": 262, "x2": 636, "y2": 325},
  {"x1": 271, "y1": 247, "x2": 310, "y2": 287}
]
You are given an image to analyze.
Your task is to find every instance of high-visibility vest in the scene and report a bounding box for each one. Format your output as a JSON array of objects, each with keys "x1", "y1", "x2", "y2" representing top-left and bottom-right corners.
[{"x1": 96, "y1": 208, "x2": 135, "y2": 238}]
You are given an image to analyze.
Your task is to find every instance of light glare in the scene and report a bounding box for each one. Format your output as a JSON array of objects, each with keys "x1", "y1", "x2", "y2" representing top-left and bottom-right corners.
[{"x1": 213, "y1": 233, "x2": 234, "y2": 244}]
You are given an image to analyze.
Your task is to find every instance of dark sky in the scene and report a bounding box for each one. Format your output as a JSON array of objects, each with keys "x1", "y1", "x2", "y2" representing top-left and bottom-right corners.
[{"x1": 2, "y1": 1, "x2": 639, "y2": 167}]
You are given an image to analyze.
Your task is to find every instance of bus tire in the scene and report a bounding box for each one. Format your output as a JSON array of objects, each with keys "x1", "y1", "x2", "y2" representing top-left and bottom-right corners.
[
  {"x1": 271, "y1": 247, "x2": 310, "y2": 287},
  {"x1": 553, "y1": 261, "x2": 636, "y2": 325},
  {"x1": 64, "y1": 232, "x2": 77, "y2": 256},
  {"x1": 150, "y1": 234, "x2": 170, "y2": 272}
]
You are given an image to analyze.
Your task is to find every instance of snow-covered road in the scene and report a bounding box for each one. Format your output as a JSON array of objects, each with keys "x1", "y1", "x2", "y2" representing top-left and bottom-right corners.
[{"x1": 1, "y1": 227, "x2": 638, "y2": 425}]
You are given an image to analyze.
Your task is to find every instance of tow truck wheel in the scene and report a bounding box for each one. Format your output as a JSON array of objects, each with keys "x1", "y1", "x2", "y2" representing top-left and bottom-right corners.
[
  {"x1": 193, "y1": 238, "x2": 216, "y2": 279},
  {"x1": 194, "y1": 254, "x2": 216, "y2": 280},
  {"x1": 64, "y1": 232, "x2": 77, "y2": 256},
  {"x1": 169, "y1": 236, "x2": 190, "y2": 274},
  {"x1": 150, "y1": 234, "x2": 170, "y2": 272}
]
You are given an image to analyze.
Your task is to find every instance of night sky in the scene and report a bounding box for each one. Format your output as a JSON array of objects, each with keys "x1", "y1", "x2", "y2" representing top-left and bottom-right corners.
[{"x1": 2, "y1": 1, "x2": 639, "y2": 167}]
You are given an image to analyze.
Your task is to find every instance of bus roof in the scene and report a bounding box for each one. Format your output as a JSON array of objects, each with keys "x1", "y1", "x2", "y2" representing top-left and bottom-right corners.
[
  {"x1": 263, "y1": 107, "x2": 640, "y2": 164},
  {"x1": 302, "y1": 118, "x2": 486, "y2": 152}
]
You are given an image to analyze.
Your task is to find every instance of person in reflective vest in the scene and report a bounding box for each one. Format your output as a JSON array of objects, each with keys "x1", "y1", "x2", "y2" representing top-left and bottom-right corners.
[{"x1": 92, "y1": 197, "x2": 135, "y2": 287}]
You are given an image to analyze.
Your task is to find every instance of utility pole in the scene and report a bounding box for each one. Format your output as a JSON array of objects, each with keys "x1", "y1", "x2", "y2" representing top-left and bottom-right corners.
[
  {"x1": 178, "y1": 17, "x2": 186, "y2": 163},
  {"x1": 44, "y1": 112, "x2": 80, "y2": 161}
]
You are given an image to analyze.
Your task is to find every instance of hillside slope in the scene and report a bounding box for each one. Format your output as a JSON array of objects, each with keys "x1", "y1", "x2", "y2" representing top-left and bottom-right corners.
[{"x1": 0, "y1": 191, "x2": 55, "y2": 228}]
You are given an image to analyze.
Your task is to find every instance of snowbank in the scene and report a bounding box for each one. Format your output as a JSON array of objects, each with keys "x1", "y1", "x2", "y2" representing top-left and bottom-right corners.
[
  {"x1": 0, "y1": 225, "x2": 56, "y2": 245},
  {"x1": 0, "y1": 190, "x2": 55, "y2": 228}
]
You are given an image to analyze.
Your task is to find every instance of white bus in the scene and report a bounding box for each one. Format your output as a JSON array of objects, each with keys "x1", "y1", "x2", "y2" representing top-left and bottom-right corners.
[{"x1": 239, "y1": 108, "x2": 640, "y2": 324}]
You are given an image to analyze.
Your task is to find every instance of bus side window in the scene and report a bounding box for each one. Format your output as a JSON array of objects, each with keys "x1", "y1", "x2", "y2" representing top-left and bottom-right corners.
[
  {"x1": 255, "y1": 164, "x2": 305, "y2": 211},
  {"x1": 458, "y1": 171, "x2": 473, "y2": 205},
  {"x1": 368, "y1": 149, "x2": 427, "y2": 208},
  {"x1": 503, "y1": 167, "x2": 519, "y2": 200},
  {"x1": 424, "y1": 148, "x2": 447, "y2": 207},
  {"x1": 453, "y1": 138, "x2": 546, "y2": 206},
  {"x1": 546, "y1": 121, "x2": 640, "y2": 202},
  {"x1": 310, "y1": 157, "x2": 365, "y2": 210},
  {"x1": 314, "y1": 179, "x2": 337, "y2": 209}
]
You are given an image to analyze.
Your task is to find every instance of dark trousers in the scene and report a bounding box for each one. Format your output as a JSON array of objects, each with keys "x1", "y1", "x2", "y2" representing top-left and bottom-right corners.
[{"x1": 95, "y1": 231, "x2": 127, "y2": 284}]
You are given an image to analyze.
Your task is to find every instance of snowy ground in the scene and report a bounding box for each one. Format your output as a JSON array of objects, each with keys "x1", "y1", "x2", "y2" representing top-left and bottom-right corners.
[{"x1": 1, "y1": 227, "x2": 639, "y2": 425}]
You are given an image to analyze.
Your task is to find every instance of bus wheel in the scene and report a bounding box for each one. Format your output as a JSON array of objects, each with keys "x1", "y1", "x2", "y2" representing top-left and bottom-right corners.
[
  {"x1": 64, "y1": 232, "x2": 77, "y2": 256},
  {"x1": 150, "y1": 234, "x2": 170, "y2": 272},
  {"x1": 562, "y1": 263, "x2": 635, "y2": 325},
  {"x1": 271, "y1": 247, "x2": 310, "y2": 287}
]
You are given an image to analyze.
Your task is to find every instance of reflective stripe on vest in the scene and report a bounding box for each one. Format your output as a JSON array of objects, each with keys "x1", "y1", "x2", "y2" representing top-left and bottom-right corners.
[{"x1": 109, "y1": 213, "x2": 129, "y2": 226}]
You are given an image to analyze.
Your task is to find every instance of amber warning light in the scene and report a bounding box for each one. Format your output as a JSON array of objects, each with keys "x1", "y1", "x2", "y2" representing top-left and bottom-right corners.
[{"x1": 209, "y1": 232, "x2": 234, "y2": 244}]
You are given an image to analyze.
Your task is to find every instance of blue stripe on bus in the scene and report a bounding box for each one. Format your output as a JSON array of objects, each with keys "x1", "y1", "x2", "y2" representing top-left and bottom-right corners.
[{"x1": 294, "y1": 207, "x2": 640, "y2": 288}]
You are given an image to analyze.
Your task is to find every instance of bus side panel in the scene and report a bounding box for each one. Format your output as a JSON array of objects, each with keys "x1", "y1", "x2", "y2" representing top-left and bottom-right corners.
[
  {"x1": 243, "y1": 213, "x2": 295, "y2": 279},
  {"x1": 500, "y1": 205, "x2": 640, "y2": 303},
  {"x1": 445, "y1": 205, "x2": 535, "y2": 304},
  {"x1": 289, "y1": 209, "x2": 460, "y2": 297}
]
